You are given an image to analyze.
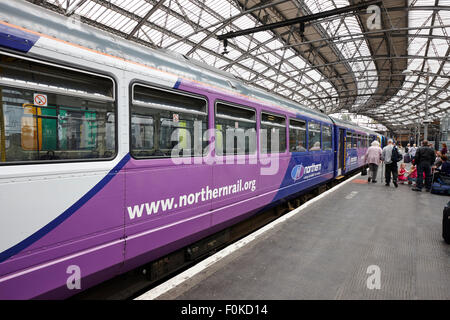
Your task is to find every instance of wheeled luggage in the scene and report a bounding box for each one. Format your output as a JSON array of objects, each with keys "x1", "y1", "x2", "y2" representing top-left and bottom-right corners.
[
  {"x1": 430, "y1": 172, "x2": 450, "y2": 195},
  {"x1": 443, "y1": 201, "x2": 450, "y2": 244},
  {"x1": 404, "y1": 153, "x2": 411, "y2": 163}
]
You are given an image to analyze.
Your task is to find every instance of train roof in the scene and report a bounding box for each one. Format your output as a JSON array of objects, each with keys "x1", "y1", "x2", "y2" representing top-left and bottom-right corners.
[
  {"x1": 0, "y1": 0, "x2": 333, "y2": 123},
  {"x1": 329, "y1": 116, "x2": 382, "y2": 135}
]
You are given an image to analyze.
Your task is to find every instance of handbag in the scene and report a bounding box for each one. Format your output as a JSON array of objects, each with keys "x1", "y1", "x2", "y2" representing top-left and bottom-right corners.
[{"x1": 361, "y1": 164, "x2": 368, "y2": 176}]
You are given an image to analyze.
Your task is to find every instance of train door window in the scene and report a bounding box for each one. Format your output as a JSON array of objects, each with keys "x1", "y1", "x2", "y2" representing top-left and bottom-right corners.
[
  {"x1": 215, "y1": 102, "x2": 256, "y2": 156},
  {"x1": 346, "y1": 131, "x2": 352, "y2": 149},
  {"x1": 322, "y1": 125, "x2": 332, "y2": 151},
  {"x1": 131, "y1": 84, "x2": 208, "y2": 158},
  {"x1": 260, "y1": 112, "x2": 286, "y2": 154},
  {"x1": 0, "y1": 53, "x2": 116, "y2": 164},
  {"x1": 289, "y1": 119, "x2": 306, "y2": 152},
  {"x1": 308, "y1": 121, "x2": 321, "y2": 151},
  {"x1": 357, "y1": 134, "x2": 361, "y2": 148},
  {"x1": 352, "y1": 133, "x2": 357, "y2": 149}
]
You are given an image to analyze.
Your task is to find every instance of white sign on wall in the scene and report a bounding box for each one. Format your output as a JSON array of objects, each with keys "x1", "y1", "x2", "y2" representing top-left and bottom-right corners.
[{"x1": 34, "y1": 93, "x2": 48, "y2": 107}]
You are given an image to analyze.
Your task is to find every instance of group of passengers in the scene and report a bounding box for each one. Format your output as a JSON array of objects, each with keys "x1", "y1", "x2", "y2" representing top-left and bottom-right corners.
[{"x1": 364, "y1": 139, "x2": 450, "y2": 192}]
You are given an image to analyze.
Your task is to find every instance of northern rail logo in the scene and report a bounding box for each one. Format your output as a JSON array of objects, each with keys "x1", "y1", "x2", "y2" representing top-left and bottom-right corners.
[{"x1": 291, "y1": 163, "x2": 322, "y2": 181}]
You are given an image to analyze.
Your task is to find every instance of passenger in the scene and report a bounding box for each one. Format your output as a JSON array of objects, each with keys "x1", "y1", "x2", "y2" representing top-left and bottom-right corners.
[
  {"x1": 381, "y1": 139, "x2": 398, "y2": 188},
  {"x1": 441, "y1": 143, "x2": 448, "y2": 156},
  {"x1": 364, "y1": 140, "x2": 382, "y2": 183},
  {"x1": 412, "y1": 140, "x2": 435, "y2": 192},
  {"x1": 296, "y1": 143, "x2": 306, "y2": 152},
  {"x1": 407, "y1": 164, "x2": 418, "y2": 186},
  {"x1": 398, "y1": 163, "x2": 408, "y2": 184},
  {"x1": 432, "y1": 151, "x2": 443, "y2": 172},
  {"x1": 409, "y1": 143, "x2": 417, "y2": 160},
  {"x1": 310, "y1": 141, "x2": 321, "y2": 151},
  {"x1": 405, "y1": 143, "x2": 410, "y2": 154},
  {"x1": 436, "y1": 155, "x2": 450, "y2": 175}
]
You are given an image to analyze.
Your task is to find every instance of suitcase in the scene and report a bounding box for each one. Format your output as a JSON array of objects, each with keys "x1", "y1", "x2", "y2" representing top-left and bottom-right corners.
[
  {"x1": 404, "y1": 154, "x2": 411, "y2": 163},
  {"x1": 443, "y1": 201, "x2": 450, "y2": 244},
  {"x1": 431, "y1": 173, "x2": 450, "y2": 195}
]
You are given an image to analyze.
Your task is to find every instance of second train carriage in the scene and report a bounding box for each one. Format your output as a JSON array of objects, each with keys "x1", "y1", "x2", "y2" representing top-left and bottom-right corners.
[{"x1": 0, "y1": 0, "x2": 386, "y2": 299}]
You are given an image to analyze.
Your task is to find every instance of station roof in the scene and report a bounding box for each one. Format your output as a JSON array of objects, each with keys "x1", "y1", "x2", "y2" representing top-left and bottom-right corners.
[{"x1": 29, "y1": 0, "x2": 449, "y2": 132}]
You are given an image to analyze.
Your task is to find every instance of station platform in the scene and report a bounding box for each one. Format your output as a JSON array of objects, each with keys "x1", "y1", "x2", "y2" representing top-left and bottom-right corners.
[{"x1": 137, "y1": 169, "x2": 450, "y2": 300}]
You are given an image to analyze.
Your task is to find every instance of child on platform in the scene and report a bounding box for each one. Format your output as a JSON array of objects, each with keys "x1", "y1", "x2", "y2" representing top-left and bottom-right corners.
[
  {"x1": 407, "y1": 164, "x2": 420, "y2": 186},
  {"x1": 398, "y1": 163, "x2": 408, "y2": 184}
]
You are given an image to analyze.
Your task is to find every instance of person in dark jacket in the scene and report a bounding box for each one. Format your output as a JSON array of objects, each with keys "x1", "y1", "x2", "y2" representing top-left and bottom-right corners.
[
  {"x1": 412, "y1": 140, "x2": 436, "y2": 192},
  {"x1": 441, "y1": 143, "x2": 448, "y2": 156},
  {"x1": 381, "y1": 139, "x2": 399, "y2": 187},
  {"x1": 436, "y1": 155, "x2": 450, "y2": 175}
]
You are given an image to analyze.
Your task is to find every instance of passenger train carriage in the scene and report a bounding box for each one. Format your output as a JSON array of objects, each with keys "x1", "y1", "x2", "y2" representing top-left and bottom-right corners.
[{"x1": 0, "y1": 0, "x2": 386, "y2": 299}]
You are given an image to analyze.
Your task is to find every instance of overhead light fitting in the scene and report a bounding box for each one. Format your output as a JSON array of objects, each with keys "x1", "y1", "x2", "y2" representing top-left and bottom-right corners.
[{"x1": 221, "y1": 39, "x2": 229, "y2": 55}]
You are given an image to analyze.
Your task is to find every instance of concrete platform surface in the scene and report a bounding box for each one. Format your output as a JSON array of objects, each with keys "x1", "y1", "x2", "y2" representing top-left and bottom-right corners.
[{"x1": 154, "y1": 170, "x2": 450, "y2": 300}]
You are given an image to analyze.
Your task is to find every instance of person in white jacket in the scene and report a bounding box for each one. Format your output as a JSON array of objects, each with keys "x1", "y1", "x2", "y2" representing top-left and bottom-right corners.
[
  {"x1": 365, "y1": 140, "x2": 382, "y2": 183},
  {"x1": 409, "y1": 144, "x2": 417, "y2": 159}
]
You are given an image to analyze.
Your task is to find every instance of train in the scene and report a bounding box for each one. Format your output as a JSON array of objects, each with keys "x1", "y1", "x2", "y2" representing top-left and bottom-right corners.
[{"x1": 0, "y1": 0, "x2": 387, "y2": 299}]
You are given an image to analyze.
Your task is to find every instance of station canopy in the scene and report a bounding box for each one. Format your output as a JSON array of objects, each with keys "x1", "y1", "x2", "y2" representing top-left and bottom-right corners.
[{"x1": 30, "y1": 0, "x2": 450, "y2": 132}]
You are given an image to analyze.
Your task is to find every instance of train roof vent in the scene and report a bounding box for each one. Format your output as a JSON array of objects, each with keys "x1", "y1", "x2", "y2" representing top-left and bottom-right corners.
[
  {"x1": 159, "y1": 48, "x2": 189, "y2": 61},
  {"x1": 227, "y1": 80, "x2": 237, "y2": 89}
]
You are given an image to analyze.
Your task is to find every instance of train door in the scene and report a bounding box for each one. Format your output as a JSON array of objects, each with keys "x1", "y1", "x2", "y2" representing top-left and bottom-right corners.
[{"x1": 338, "y1": 128, "x2": 346, "y2": 176}]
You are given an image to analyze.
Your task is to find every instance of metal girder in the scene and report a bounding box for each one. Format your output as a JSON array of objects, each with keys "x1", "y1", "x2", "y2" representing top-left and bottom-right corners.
[
  {"x1": 140, "y1": 0, "x2": 333, "y2": 108},
  {"x1": 126, "y1": 0, "x2": 166, "y2": 39},
  {"x1": 217, "y1": 0, "x2": 381, "y2": 40},
  {"x1": 65, "y1": 0, "x2": 88, "y2": 16}
]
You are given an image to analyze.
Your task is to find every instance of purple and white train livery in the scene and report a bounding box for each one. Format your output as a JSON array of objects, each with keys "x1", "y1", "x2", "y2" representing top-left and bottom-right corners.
[{"x1": 0, "y1": 0, "x2": 385, "y2": 299}]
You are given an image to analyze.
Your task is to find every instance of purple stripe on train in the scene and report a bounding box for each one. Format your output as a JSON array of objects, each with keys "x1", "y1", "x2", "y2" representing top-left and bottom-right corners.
[{"x1": 0, "y1": 23, "x2": 39, "y2": 53}]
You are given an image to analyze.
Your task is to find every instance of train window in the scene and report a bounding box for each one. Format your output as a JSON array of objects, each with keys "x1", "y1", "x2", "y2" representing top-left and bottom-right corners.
[
  {"x1": 357, "y1": 134, "x2": 361, "y2": 148},
  {"x1": 322, "y1": 125, "x2": 332, "y2": 151},
  {"x1": 260, "y1": 112, "x2": 286, "y2": 154},
  {"x1": 346, "y1": 131, "x2": 352, "y2": 149},
  {"x1": 215, "y1": 102, "x2": 256, "y2": 155},
  {"x1": 308, "y1": 121, "x2": 321, "y2": 151},
  {"x1": 352, "y1": 133, "x2": 357, "y2": 149},
  {"x1": 0, "y1": 54, "x2": 116, "y2": 163},
  {"x1": 289, "y1": 119, "x2": 306, "y2": 153},
  {"x1": 131, "y1": 84, "x2": 207, "y2": 158}
]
